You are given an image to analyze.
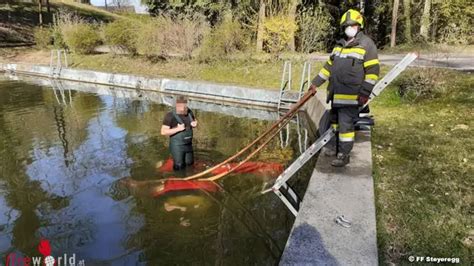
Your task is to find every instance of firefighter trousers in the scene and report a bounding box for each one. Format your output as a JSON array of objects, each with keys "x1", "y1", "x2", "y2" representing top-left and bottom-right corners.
[{"x1": 327, "y1": 106, "x2": 358, "y2": 155}]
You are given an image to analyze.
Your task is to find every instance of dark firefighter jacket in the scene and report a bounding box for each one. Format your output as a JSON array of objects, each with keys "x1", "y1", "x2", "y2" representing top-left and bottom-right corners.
[{"x1": 311, "y1": 31, "x2": 380, "y2": 107}]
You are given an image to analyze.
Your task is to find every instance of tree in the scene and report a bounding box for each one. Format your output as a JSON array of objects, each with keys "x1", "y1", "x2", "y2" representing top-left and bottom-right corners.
[
  {"x1": 112, "y1": 0, "x2": 129, "y2": 8},
  {"x1": 420, "y1": 0, "x2": 431, "y2": 40},
  {"x1": 390, "y1": 0, "x2": 400, "y2": 47},
  {"x1": 256, "y1": 0, "x2": 266, "y2": 52},
  {"x1": 403, "y1": 0, "x2": 412, "y2": 43},
  {"x1": 288, "y1": 0, "x2": 299, "y2": 51},
  {"x1": 38, "y1": 0, "x2": 43, "y2": 26}
]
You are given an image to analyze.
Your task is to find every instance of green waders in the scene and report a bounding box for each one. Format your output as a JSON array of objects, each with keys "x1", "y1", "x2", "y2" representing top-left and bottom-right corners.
[{"x1": 170, "y1": 110, "x2": 194, "y2": 170}]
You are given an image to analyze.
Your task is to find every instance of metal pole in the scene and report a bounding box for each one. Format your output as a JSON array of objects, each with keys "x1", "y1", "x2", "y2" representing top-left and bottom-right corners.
[{"x1": 63, "y1": 50, "x2": 68, "y2": 68}]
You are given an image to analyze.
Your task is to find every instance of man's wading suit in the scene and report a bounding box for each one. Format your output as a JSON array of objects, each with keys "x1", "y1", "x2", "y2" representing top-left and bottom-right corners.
[{"x1": 169, "y1": 110, "x2": 194, "y2": 170}]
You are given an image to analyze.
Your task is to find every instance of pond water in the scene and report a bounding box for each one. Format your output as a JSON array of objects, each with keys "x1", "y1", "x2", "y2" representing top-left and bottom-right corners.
[{"x1": 0, "y1": 76, "x2": 315, "y2": 265}]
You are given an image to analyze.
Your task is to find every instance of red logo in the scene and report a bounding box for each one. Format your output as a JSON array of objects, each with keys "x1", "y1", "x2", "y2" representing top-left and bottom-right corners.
[
  {"x1": 5, "y1": 238, "x2": 84, "y2": 265},
  {"x1": 38, "y1": 239, "x2": 52, "y2": 257}
]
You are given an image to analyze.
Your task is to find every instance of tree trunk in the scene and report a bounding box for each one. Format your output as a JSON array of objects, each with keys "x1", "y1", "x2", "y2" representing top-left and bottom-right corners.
[
  {"x1": 38, "y1": 0, "x2": 43, "y2": 26},
  {"x1": 390, "y1": 0, "x2": 399, "y2": 47},
  {"x1": 256, "y1": 0, "x2": 266, "y2": 52},
  {"x1": 105, "y1": 0, "x2": 108, "y2": 10},
  {"x1": 46, "y1": 0, "x2": 50, "y2": 13},
  {"x1": 360, "y1": 0, "x2": 365, "y2": 14},
  {"x1": 288, "y1": 0, "x2": 298, "y2": 51},
  {"x1": 403, "y1": 0, "x2": 411, "y2": 43},
  {"x1": 420, "y1": 0, "x2": 431, "y2": 40}
]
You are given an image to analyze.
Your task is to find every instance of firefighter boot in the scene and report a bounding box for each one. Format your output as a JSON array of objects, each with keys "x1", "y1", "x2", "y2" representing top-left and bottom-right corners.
[{"x1": 331, "y1": 153, "x2": 350, "y2": 167}]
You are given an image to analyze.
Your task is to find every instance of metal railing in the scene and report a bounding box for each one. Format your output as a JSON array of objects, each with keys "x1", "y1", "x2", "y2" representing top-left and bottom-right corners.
[{"x1": 50, "y1": 49, "x2": 68, "y2": 78}]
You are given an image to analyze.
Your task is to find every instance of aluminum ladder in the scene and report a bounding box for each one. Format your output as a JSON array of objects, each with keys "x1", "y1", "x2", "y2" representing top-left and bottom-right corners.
[
  {"x1": 50, "y1": 49, "x2": 68, "y2": 78},
  {"x1": 278, "y1": 61, "x2": 312, "y2": 148}
]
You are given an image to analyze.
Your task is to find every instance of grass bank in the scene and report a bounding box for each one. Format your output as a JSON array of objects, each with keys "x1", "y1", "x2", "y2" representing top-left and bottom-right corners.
[{"x1": 371, "y1": 69, "x2": 473, "y2": 264}]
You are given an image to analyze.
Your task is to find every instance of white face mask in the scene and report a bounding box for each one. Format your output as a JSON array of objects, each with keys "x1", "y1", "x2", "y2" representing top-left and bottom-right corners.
[{"x1": 345, "y1": 26, "x2": 358, "y2": 38}]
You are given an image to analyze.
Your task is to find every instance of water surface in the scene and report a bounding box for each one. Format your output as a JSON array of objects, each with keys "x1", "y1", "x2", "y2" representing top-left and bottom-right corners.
[{"x1": 0, "y1": 77, "x2": 314, "y2": 265}]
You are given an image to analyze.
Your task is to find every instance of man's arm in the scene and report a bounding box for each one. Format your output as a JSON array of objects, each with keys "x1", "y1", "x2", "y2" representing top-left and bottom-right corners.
[
  {"x1": 189, "y1": 110, "x2": 197, "y2": 128},
  {"x1": 360, "y1": 41, "x2": 380, "y2": 97},
  {"x1": 161, "y1": 124, "x2": 184, "y2": 136},
  {"x1": 310, "y1": 48, "x2": 336, "y2": 89}
]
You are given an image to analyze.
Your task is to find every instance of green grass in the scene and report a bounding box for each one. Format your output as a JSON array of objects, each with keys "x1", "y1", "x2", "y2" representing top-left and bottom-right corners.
[{"x1": 371, "y1": 70, "x2": 473, "y2": 264}]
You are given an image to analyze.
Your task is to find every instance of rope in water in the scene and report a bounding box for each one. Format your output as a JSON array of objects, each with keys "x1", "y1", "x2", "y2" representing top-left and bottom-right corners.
[{"x1": 184, "y1": 89, "x2": 316, "y2": 182}]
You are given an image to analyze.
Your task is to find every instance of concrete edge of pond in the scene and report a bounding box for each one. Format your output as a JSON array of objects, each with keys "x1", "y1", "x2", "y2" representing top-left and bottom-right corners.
[
  {"x1": 0, "y1": 63, "x2": 300, "y2": 109},
  {"x1": 281, "y1": 92, "x2": 378, "y2": 265},
  {"x1": 2, "y1": 72, "x2": 281, "y2": 121}
]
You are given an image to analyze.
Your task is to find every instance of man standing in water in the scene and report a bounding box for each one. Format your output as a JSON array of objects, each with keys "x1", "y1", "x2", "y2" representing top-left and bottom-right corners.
[{"x1": 161, "y1": 96, "x2": 197, "y2": 170}]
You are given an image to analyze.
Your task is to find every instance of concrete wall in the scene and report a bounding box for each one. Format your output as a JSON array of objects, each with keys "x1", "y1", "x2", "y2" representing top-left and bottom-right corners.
[
  {"x1": 0, "y1": 63, "x2": 299, "y2": 109},
  {"x1": 4, "y1": 73, "x2": 280, "y2": 121}
]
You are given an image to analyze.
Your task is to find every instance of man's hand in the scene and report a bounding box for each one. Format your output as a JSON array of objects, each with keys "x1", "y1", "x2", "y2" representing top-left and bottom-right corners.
[
  {"x1": 308, "y1": 84, "x2": 317, "y2": 95},
  {"x1": 176, "y1": 123, "x2": 186, "y2": 132},
  {"x1": 191, "y1": 120, "x2": 198, "y2": 128},
  {"x1": 358, "y1": 95, "x2": 369, "y2": 106}
]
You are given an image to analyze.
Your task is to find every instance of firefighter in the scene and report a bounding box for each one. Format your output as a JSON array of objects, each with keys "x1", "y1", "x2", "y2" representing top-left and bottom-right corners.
[
  {"x1": 308, "y1": 9, "x2": 380, "y2": 167},
  {"x1": 161, "y1": 96, "x2": 197, "y2": 170}
]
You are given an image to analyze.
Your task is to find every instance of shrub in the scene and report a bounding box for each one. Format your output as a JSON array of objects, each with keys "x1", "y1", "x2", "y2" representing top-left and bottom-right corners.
[
  {"x1": 51, "y1": 10, "x2": 80, "y2": 50},
  {"x1": 395, "y1": 69, "x2": 449, "y2": 102},
  {"x1": 297, "y1": 7, "x2": 335, "y2": 53},
  {"x1": 52, "y1": 27, "x2": 67, "y2": 49},
  {"x1": 263, "y1": 15, "x2": 298, "y2": 54},
  {"x1": 33, "y1": 27, "x2": 53, "y2": 49},
  {"x1": 435, "y1": 0, "x2": 473, "y2": 44},
  {"x1": 61, "y1": 23, "x2": 101, "y2": 54},
  {"x1": 133, "y1": 19, "x2": 163, "y2": 58},
  {"x1": 134, "y1": 15, "x2": 209, "y2": 59},
  {"x1": 198, "y1": 18, "x2": 249, "y2": 62},
  {"x1": 102, "y1": 19, "x2": 137, "y2": 54}
]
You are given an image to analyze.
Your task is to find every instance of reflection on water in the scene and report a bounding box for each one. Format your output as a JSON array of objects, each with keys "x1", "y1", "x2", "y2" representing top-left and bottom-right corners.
[{"x1": 0, "y1": 77, "x2": 315, "y2": 264}]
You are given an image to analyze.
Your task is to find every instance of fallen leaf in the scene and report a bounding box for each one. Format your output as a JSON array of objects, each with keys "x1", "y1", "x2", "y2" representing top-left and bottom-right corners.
[{"x1": 452, "y1": 124, "x2": 469, "y2": 130}]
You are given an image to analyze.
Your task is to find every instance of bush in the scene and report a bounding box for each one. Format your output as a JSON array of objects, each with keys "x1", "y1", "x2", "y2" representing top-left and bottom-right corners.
[
  {"x1": 435, "y1": 0, "x2": 473, "y2": 44},
  {"x1": 396, "y1": 69, "x2": 449, "y2": 102},
  {"x1": 133, "y1": 19, "x2": 162, "y2": 58},
  {"x1": 134, "y1": 15, "x2": 209, "y2": 59},
  {"x1": 297, "y1": 7, "x2": 335, "y2": 53},
  {"x1": 102, "y1": 19, "x2": 137, "y2": 54},
  {"x1": 33, "y1": 27, "x2": 53, "y2": 49},
  {"x1": 197, "y1": 18, "x2": 249, "y2": 62},
  {"x1": 61, "y1": 23, "x2": 101, "y2": 54},
  {"x1": 52, "y1": 27, "x2": 67, "y2": 49},
  {"x1": 263, "y1": 15, "x2": 297, "y2": 54}
]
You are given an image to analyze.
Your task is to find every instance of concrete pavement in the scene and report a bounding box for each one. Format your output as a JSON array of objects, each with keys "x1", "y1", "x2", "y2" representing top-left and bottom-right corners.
[{"x1": 280, "y1": 130, "x2": 378, "y2": 266}]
